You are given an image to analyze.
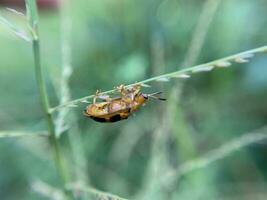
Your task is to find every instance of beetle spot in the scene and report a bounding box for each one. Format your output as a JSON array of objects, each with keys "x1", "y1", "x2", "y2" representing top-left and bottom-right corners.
[
  {"x1": 109, "y1": 114, "x2": 124, "y2": 122},
  {"x1": 90, "y1": 116, "x2": 108, "y2": 123}
]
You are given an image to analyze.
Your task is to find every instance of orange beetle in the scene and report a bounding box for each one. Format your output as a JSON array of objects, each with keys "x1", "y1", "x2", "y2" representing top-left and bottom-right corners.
[{"x1": 83, "y1": 85, "x2": 166, "y2": 123}]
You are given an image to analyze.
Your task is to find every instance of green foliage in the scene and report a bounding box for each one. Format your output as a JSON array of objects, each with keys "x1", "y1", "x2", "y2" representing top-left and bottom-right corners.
[{"x1": 0, "y1": 0, "x2": 267, "y2": 200}]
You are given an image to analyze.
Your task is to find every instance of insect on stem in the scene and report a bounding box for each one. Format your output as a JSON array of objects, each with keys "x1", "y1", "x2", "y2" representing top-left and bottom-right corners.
[{"x1": 84, "y1": 85, "x2": 166, "y2": 122}]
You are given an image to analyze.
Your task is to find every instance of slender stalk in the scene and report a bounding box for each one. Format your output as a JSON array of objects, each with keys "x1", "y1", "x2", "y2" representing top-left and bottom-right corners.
[
  {"x1": 50, "y1": 45, "x2": 267, "y2": 113},
  {"x1": 162, "y1": 126, "x2": 267, "y2": 184},
  {"x1": 181, "y1": 0, "x2": 222, "y2": 68},
  {"x1": 166, "y1": 0, "x2": 222, "y2": 191},
  {"x1": 32, "y1": 32, "x2": 70, "y2": 191},
  {"x1": 25, "y1": 0, "x2": 71, "y2": 198},
  {"x1": 0, "y1": 13, "x2": 31, "y2": 42},
  {"x1": 170, "y1": 0, "x2": 222, "y2": 161},
  {"x1": 57, "y1": 0, "x2": 90, "y2": 199},
  {"x1": 0, "y1": 131, "x2": 47, "y2": 138}
]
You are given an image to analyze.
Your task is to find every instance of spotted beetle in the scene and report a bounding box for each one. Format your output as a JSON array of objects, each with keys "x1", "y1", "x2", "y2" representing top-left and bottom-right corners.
[{"x1": 83, "y1": 85, "x2": 166, "y2": 123}]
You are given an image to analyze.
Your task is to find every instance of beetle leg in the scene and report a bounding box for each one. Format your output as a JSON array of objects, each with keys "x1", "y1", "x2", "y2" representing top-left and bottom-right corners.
[
  {"x1": 93, "y1": 90, "x2": 101, "y2": 104},
  {"x1": 105, "y1": 97, "x2": 113, "y2": 102},
  {"x1": 93, "y1": 96, "x2": 97, "y2": 104},
  {"x1": 94, "y1": 90, "x2": 113, "y2": 103},
  {"x1": 130, "y1": 93, "x2": 135, "y2": 100},
  {"x1": 133, "y1": 84, "x2": 141, "y2": 94},
  {"x1": 117, "y1": 84, "x2": 127, "y2": 97},
  {"x1": 100, "y1": 95, "x2": 112, "y2": 102}
]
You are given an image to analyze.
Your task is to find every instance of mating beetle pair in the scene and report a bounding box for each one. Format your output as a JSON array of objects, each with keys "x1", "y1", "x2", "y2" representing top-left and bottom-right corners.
[{"x1": 84, "y1": 85, "x2": 166, "y2": 123}]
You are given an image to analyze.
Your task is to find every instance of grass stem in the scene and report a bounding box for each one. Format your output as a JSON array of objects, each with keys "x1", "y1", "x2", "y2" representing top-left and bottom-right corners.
[
  {"x1": 26, "y1": 0, "x2": 72, "y2": 199},
  {"x1": 50, "y1": 45, "x2": 267, "y2": 113}
]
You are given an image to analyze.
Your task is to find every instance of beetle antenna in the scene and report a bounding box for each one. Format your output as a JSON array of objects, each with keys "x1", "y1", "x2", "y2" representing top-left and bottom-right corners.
[
  {"x1": 149, "y1": 96, "x2": 167, "y2": 101},
  {"x1": 147, "y1": 92, "x2": 166, "y2": 101},
  {"x1": 148, "y1": 91, "x2": 162, "y2": 96}
]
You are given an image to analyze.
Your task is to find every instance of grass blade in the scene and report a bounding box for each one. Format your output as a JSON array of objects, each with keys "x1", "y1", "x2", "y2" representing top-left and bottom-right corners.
[
  {"x1": 6, "y1": 7, "x2": 26, "y2": 17},
  {"x1": 0, "y1": 14, "x2": 31, "y2": 42},
  {"x1": 0, "y1": 131, "x2": 47, "y2": 138},
  {"x1": 25, "y1": 0, "x2": 38, "y2": 27}
]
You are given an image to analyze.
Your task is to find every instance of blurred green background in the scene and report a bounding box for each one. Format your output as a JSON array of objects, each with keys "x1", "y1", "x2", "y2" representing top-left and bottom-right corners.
[{"x1": 0, "y1": 0, "x2": 267, "y2": 199}]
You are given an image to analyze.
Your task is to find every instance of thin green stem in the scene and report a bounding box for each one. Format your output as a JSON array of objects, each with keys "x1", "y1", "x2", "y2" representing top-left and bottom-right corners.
[
  {"x1": 171, "y1": 0, "x2": 221, "y2": 161},
  {"x1": 181, "y1": 0, "x2": 222, "y2": 68},
  {"x1": 0, "y1": 13, "x2": 31, "y2": 42},
  {"x1": 26, "y1": 0, "x2": 71, "y2": 199},
  {"x1": 0, "y1": 131, "x2": 47, "y2": 138},
  {"x1": 57, "y1": 0, "x2": 90, "y2": 199},
  {"x1": 162, "y1": 126, "x2": 267, "y2": 184},
  {"x1": 32, "y1": 37, "x2": 71, "y2": 194},
  {"x1": 50, "y1": 45, "x2": 267, "y2": 113},
  {"x1": 167, "y1": 0, "x2": 221, "y2": 190}
]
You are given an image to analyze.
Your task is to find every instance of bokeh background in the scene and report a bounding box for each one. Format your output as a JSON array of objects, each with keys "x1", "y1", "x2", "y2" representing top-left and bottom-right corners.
[{"x1": 0, "y1": 0, "x2": 267, "y2": 199}]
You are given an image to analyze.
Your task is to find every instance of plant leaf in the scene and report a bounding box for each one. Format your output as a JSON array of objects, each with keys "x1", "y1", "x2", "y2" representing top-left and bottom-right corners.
[
  {"x1": 6, "y1": 7, "x2": 26, "y2": 17},
  {"x1": 0, "y1": 14, "x2": 31, "y2": 42},
  {"x1": 25, "y1": 0, "x2": 38, "y2": 27}
]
